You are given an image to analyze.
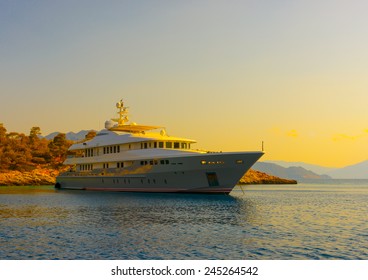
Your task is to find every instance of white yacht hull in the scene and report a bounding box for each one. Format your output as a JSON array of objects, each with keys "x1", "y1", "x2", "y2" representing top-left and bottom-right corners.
[{"x1": 56, "y1": 152, "x2": 263, "y2": 194}]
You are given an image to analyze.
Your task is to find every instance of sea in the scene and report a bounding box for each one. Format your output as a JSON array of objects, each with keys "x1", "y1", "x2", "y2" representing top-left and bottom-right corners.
[{"x1": 0, "y1": 181, "x2": 367, "y2": 260}]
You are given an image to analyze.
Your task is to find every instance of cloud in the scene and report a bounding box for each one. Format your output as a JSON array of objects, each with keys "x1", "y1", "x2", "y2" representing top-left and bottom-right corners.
[
  {"x1": 332, "y1": 134, "x2": 358, "y2": 141},
  {"x1": 286, "y1": 129, "x2": 298, "y2": 138},
  {"x1": 269, "y1": 127, "x2": 299, "y2": 138},
  {"x1": 332, "y1": 129, "x2": 368, "y2": 142}
]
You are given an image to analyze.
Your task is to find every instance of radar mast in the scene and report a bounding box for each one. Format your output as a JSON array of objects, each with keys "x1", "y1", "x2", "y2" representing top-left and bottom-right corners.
[
  {"x1": 109, "y1": 99, "x2": 163, "y2": 133},
  {"x1": 112, "y1": 99, "x2": 129, "y2": 126}
]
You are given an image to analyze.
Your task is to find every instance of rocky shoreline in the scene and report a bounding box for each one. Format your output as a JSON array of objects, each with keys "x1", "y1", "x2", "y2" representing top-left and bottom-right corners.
[
  {"x1": 239, "y1": 169, "x2": 297, "y2": 185},
  {"x1": 0, "y1": 168, "x2": 58, "y2": 186},
  {"x1": 0, "y1": 168, "x2": 296, "y2": 186}
]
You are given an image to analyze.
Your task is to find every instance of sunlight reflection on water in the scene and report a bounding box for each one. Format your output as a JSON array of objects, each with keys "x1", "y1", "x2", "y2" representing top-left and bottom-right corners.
[{"x1": 1, "y1": 183, "x2": 367, "y2": 259}]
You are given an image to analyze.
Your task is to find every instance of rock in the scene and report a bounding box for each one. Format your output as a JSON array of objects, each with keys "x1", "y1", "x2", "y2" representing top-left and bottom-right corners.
[
  {"x1": 239, "y1": 169, "x2": 297, "y2": 185},
  {"x1": 0, "y1": 168, "x2": 59, "y2": 186}
]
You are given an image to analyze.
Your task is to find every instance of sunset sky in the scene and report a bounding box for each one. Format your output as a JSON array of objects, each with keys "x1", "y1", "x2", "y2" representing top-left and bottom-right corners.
[{"x1": 1, "y1": 0, "x2": 367, "y2": 167}]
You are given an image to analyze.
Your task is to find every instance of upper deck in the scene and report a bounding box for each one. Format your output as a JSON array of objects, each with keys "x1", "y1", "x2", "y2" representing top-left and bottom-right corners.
[
  {"x1": 68, "y1": 98, "x2": 196, "y2": 151},
  {"x1": 64, "y1": 99, "x2": 200, "y2": 167},
  {"x1": 68, "y1": 129, "x2": 196, "y2": 151}
]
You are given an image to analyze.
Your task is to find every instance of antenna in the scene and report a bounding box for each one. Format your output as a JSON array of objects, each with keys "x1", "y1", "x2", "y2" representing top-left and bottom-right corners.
[
  {"x1": 112, "y1": 99, "x2": 129, "y2": 126},
  {"x1": 262, "y1": 141, "x2": 264, "y2": 152}
]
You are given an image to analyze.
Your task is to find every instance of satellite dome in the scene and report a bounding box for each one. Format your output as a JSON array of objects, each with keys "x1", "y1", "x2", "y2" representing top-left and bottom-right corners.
[{"x1": 105, "y1": 120, "x2": 114, "y2": 129}]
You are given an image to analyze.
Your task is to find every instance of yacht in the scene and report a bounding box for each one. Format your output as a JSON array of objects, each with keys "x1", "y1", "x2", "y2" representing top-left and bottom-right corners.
[{"x1": 55, "y1": 99, "x2": 263, "y2": 194}]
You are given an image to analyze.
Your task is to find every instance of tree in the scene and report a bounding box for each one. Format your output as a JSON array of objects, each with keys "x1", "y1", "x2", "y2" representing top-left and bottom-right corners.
[
  {"x1": 3, "y1": 132, "x2": 33, "y2": 171},
  {"x1": 0, "y1": 125, "x2": 73, "y2": 171},
  {"x1": 48, "y1": 133, "x2": 72, "y2": 166},
  {"x1": 0, "y1": 123, "x2": 7, "y2": 170},
  {"x1": 0, "y1": 123, "x2": 6, "y2": 140},
  {"x1": 84, "y1": 130, "x2": 97, "y2": 141},
  {"x1": 29, "y1": 127, "x2": 51, "y2": 165},
  {"x1": 29, "y1": 126, "x2": 41, "y2": 144}
]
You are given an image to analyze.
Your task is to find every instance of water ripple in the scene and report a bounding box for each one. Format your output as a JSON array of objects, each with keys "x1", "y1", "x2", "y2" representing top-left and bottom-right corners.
[{"x1": 1, "y1": 183, "x2": 368, "y2": 259}]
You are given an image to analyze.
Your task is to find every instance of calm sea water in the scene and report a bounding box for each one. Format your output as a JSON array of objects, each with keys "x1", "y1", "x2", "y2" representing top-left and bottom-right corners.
[{"x1": 1, "y1": 181, "x2": 367, "y2": 260}]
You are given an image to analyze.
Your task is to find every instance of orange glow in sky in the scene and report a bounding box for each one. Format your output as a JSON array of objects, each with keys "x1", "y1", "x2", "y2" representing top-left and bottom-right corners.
[{"x1": 1, "y1": 1, "x2": 367, "y2": 167}]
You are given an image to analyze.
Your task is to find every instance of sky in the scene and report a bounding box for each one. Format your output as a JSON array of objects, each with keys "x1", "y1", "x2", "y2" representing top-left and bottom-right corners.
[{"x1": 1, "y1": 0, "x2": 367, "y2": 167}]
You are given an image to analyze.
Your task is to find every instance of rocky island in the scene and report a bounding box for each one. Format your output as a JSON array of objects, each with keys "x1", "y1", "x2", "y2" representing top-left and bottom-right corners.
[{"x1": 239, "y1": 169, "x2": 297, "y2": 185}]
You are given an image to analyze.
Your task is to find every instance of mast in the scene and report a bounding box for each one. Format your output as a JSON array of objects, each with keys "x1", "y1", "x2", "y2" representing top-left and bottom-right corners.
[
  {"x1": 112, "y1": 99, "x2": 129, "y2": 126},
  {"x1": 109, "y1": 99, "x2": 162, "y2": 132}
]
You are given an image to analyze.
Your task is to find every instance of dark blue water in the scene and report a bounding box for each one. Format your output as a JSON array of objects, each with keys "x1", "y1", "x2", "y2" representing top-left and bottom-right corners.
[{"x1": 1, "y1": 182, "x2": 367, "y2": 260}]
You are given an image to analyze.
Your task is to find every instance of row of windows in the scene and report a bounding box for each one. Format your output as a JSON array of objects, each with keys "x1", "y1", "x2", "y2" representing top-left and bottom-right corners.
[
  {"x1": 140, "y1": 159, "x2": 170, "y2": 166},
  {"x1": 102, "y1": 141, "x2": 191, "y2": 154},
  {"x1": 84, "y1": 141, "x2": 191, "y2": 157},
  {"x1": 78, "y1": 159, "x2": 240, "y2": 171},
  {"x1": 102, "y1": 162, "x2": 131, "y2": 168},
  {"x1": 201, "y1": 160, "x2": 225, "y2": 165},
  {"x1": 85, "y1": 148, "x2": 95, "y2": 157},
  {"x1": 78, "y1": 159, "x2": 173, "y2": 171},
  {"x1": 140, "y1": 141, "x2": 190, "y2": 149},
  {"x1": 101, "y1": 178, "x2": 169, "y2": 185},
  {"x1": 78, "y1": 161, "x2": 133, "y2": 171},
  {"x1": 200, "y1": 159, "x2": 243, "y2": 165},
  {"x1": 103, "y1": 162, "x2": 125, "y2": 169},
  {"x1": 80, "y1": 164, "x2": 93, "y2": 171},
  {"x1": 103, "y1": 145, "x2": 120, "y2": 154}
]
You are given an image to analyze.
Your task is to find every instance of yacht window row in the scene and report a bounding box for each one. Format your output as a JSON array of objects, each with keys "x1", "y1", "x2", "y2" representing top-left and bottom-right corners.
[
  {"x1": 103, "y1": 145, "x2": 120, "y2": 154},
  {"x1": 102, "y1": 162, "x2": 133, "y2": 168},
  {"x1": 140, "y1": 159, "x2": 170, "y2": 166},
  {"x1": 201, "y1": 160, "x2": 225, "y2": 165},
  {"x1": 78, "y1": 161, "x2": 135, "y2": 171},
  {"x1": 79, "y1": 164, "x2": 93, "y2": 171},
  {"x1": 80, "y1": 141, "x2": 192, "y2": 158},
  {"x1": 100, "y1": 141, "x2": 191, "y2": 153},
  {"x1": 78, "y1": 160, "x2": 171, "y2": 170},
  {"x1": 99, "y1": 177, "x2": 169, "y2": 185},
  {"x1": 140, "y1": 141, "x2": 190, "y2": 149},
  {"x1": 85, "y1": 148, "x2": 95, "y2": 157}
]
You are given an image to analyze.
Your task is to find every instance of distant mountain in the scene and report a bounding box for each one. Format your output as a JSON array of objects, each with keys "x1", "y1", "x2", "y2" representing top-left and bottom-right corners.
[
  {"x1": 43, "y1": 132, "x2": 61, "y2": 140},
  {"x1": 264, "y1": 160, "x2": 336, "y2": 175},
  {"x1": 326, "y1": 160, "x2": 368, "y2": 179},
  {"x1": 44, "y1": 130, "x2": 96, "y2": 141},
  {"x1": 253, "y1": 162, "x2": 331, "y2": 180}
]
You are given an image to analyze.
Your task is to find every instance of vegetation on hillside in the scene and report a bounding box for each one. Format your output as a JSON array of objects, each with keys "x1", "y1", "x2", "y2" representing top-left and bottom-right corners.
[
  {"x1": 0, "y1": 123, "x2": 77, "y2": 172},
  {"x1": 240, "y1": 169, "x2": 297, "y2": 185}
]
